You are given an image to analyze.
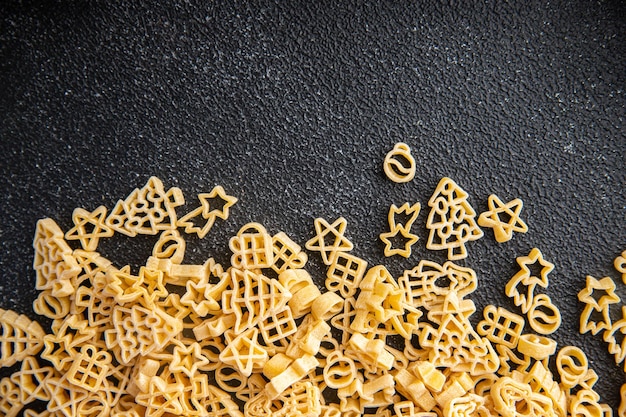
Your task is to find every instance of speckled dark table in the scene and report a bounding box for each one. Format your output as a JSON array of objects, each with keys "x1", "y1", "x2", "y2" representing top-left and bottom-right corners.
[{"x1": 1, "y1": 1, "x2": 624, "y2": 410}]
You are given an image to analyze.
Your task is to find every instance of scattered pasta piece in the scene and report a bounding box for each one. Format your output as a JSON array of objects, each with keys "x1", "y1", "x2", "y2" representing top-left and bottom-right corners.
[
  {"x1": 578, "y1": 275, "x2": 621, "y2": 335},
  {"x1": 0, "y1": 308, "x2": 45, "y2": 367},
  {"x1": 64, "y1": 205, "x2": 114, "y2": 251},
  {"x1": 305, "y1": 217, "x2": 354, "y2": 265},
  {"x1": 177, "y1": 185, "x2": 238, "y2": 238},
  {"x1": 380, "y1": 203, "x2": 420, "y2": 258},
  {"x1": 425, "y1": 177, "x2": 483, "y2": 260},
  {"x1": 477, "y1": 194, "x2": 528, "y2": 243},
  {"x1": 383, "y1": 142, "x2": 416, "y2": 183}
]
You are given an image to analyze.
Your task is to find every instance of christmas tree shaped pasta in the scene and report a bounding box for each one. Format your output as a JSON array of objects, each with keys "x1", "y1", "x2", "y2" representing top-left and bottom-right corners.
[{"x1": 425, "y1": 177, "x2": 483, "y2": 260}]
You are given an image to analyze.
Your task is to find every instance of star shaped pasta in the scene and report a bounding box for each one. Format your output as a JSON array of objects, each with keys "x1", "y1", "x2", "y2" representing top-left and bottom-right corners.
[
  {"x1": 505, "y1": 248, "x2": 554, "y2": 314},
  {"x1": 305, "y1": 217, "x2": 354, "y2": 265},
  {"x1": 65, "y1": 206, "x2": 114, "y2": 251},
  {"x1": 478, "y1": 195, "x2": 528, "y2": 243},
  {"x1": 170, "y1": 342, "x2": 210, "y2": 377},
  {"x1": 380, "y1": 203, "x2": 420, "y2": 258},
  {"x1": 578, "y1": 275, "x2": 621, "y2": 335},
  {"x1": 177, "y1": 186, "x2": 238, "y2": 238},
  {"x1": 380, "y1": 227, "x2": 419, "y2": 258}
]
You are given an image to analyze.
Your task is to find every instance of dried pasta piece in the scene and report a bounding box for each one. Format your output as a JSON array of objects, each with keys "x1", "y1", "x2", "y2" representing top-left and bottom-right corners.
[
  {"x1": 517, "y1": 334, "x2": 557, "y2": 360},
  {"x1": 383, "y1": 142, "x2": 416, "y2": 183},
  {"x1": 10, "y1": 355, "x2": 53, "y2": 403},
  {"x1": 425, "y1": 177, "x2": 483, "y2": 260},
  {"x1": 135, "y1": 376, "x2": 185, "y2": 417},
  {"x1": 380, "y1": 202, "x2": 420, "y2": 258},
  {"x1": 496, "y1": 344, "x2": 532, "y2": 376},
  {"x1": 33, "y1": 218, "x2": 79, "y2": 298},
  {"x1": 556, "y1": 346, "x2": 590, "y2": 389},
  {"x1": 106, "y1": 176, "x2": 185, "y2": 237},
  {"x1": 105, "y1": 304, "x2": 183, "y2": 365},
  {"x1": 614, "y1": 250, "x2": 626, "y2": 285},
  {"x1": 65, "y1": 205, "x2": 114, "y2": 251},
  {"x1": 0, "y1": 377, "x2": 23, "y2": 417},
  {"x1": 33, "y1": 289, "x2": 71, "y2": 320},
  {"x1": 399, "y1": 260, "x2": 477, "y2": 310},
  {"x1": 603, "y1": 305, "x2": 626, "y2": 367},
  {"x1": 177, "y1": 185, "x2": 237, "y2": 238},
  {"x1": 45, "y1": 373, "x2": 89, "y2": 417},
  {"x1": 305, "y1": 217, "x2": 354, "y2": 265},
  {"x1": 271, "y1": 231, "x2": 308, "y2": 274},
  {"x1": 477, "y1": 194, "x2": 528, "y2": 243},
  {"x1": 620, "y1": 384, "x2": 626, "y2": 417},
  {"x1": 230, "y1": 223, "x2": 274, "y2": 270},
  {"x1": 152, "y1": 229, "x2": 186, "y2": 263},
  {"x1": 477, "y1": 305, "x2": 525, "y2": 349},
  {"x1": 219, "y1": 327, "x2": 268, "y2": 377},
  {"x1": 66, "y1": 343, "x2": 112, "y2": 392},
  {"x1": 524, "y1": 361, "x2": 567, "y2": 416},
  {"x1": 201, "y1": 385, "x2": 244, "y2": 417},
  {"x1": 265, "y1": 354, "x2": 319, "y2": 399},
  {"x1": 443, "y1": 393, "x2": 490, "y2": 417},
  {"x1": 0, "y1": 309, "x2": 45, "y2": 368},
  {"x1": 169, "y1": 341, "x2": 210, "y2": 377},
  {"x1": 311, "y1": 291, "x2": 344, "y2": 321},
  {"x1": 491, "y1": 377, "x2": 555, "y2": 417},
  {"x1": 323, "y1": 350, "x2": 357, "y2": 389},
  {"x1": 577, "y1": 275, "x2": 621, "y2": 335},
  {"x1": 505, "y1": 247, "x2": 554, "y2": 314},
  {"x1": 527, "y1": 293, "x2": 561, "y2": 335},
  {"x1": 42, "y1": 314, "x2": 98, "y2": 372},
  {"x1": 380, "y1": 225, "x2": 419, "y2": 258},
  {"x1": 325, "y1": 251, "x2": 368, "y2": 298},
  {"x1": 419, "y1": 292, "x2": 499, "y2": 375},
  {"x1": 569, "y1": 389, "x2": 611, "y2": 417}
]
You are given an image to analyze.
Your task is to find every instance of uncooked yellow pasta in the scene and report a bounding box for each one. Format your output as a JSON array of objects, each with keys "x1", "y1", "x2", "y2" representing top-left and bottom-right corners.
[{"x1": 0, "y1": 174, "x2": 617, "y2": 416}]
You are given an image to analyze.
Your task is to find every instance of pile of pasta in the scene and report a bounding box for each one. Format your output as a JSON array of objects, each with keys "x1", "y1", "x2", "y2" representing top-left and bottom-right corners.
[{"x1": 0, "y1": 174, "x2": 623, "y2": 417}]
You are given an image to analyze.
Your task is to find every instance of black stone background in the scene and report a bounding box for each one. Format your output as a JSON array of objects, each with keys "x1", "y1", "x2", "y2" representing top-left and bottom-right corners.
[{"x1": 1, "y1": 0, "x2": 625, "y2": 411}]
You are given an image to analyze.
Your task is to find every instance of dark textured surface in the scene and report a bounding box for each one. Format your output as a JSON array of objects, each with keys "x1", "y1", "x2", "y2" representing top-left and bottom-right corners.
[{"x1": 1, "y1": 0, "x2": 625, "y2": 409}]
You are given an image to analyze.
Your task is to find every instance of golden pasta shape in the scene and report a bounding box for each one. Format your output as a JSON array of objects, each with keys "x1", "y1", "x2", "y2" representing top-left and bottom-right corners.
[
  {"x1": 0, "y1": 309, "x2": 45, "y2": 368},
  {"x1": 271, "y1": 231, "x2": 308, "y2": 274},
  {"x1": 177, "y1": 185, "x2": 237, "y2": 239},
  {"x1": 477, "y1": 194, "x2": 528, "y2": 243},
  {"x1": 152, "y1": 229, "x2": 186, "y2": 263},
  {"x1": 505, "y1": 247, "x2": 554, "y2": 314},
  {"x1": 556, "y1": 346, "x2": 590, "y2": 390},
  {"x1": 33, "y1": 218, "x2": 79, "y2": 298},
  {"x1": 399, "y1": 260, "x2": 477, "y2": 310},
  {"x1": 325, "y1": 251, "x2": 368, "y2": 298},
  {"x1": 578, "y1": 275, "x2": 621, "y2": 335},
  {"x1": 614, "y1": 250, "x2": 626, "y2": 285},
  {"x1": 380, "y1": 202, "x2": 420, "y2": 258},
  {"x1": 0, "y1": 377, "x2": 23, "y2": 417},
  {"x1": 305, "y1": 217, "x2": 354, "y2": 265},
  {"x1": 603, "y1": 306, "x2": 626, "y2": 367},
  {"x1": 229, "y1": 223, "x2": 274, "y2": 270},
  {"x1": 106, "y1": 176, "x2": 185, "y2": 237},
  {"x1": 477, "y1": 305, "x2": 525, "y2": 349},
  {"x1": 517, "y1": 334, "x2": 557, "y2": 360},
  {"x1": 66, "y1": 343, "x2": 112, "y2": 392},
  {"x1": 65, "y1": 205, "x2": 114, "y2": 251},
  {"x1": 383, "y1": 142, "x2": 416, "y2": 183},
  {"x1": 219, "y1": 327, "x2": 268, "y2": 377},
  {"x1": 527, "y1": 293, "x2": 561, "y2": 335},
  {"x1": 425, "y1": 177, "x2": 483, "y2": 260},
  {"x1": 10, "y1": 356, "x2": 53, "y2": 404}
]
